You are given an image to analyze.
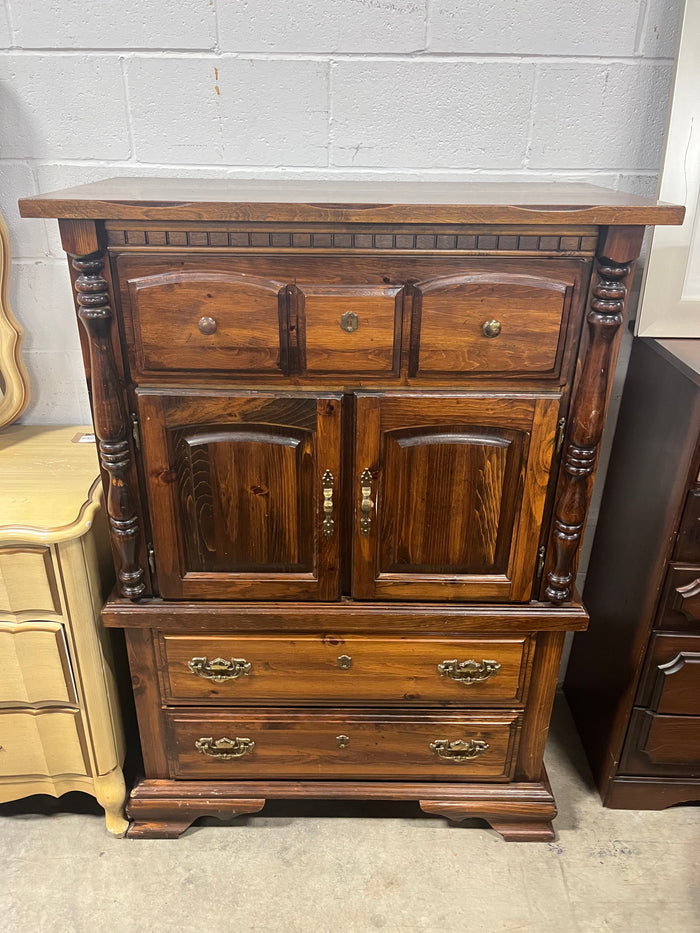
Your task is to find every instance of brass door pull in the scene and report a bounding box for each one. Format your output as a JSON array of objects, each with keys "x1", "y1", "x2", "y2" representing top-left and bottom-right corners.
[
  {"x1": 195, "y1": 736, "x2": 255, "y2": 759},
  {"x1": 430, "y1": 739, "x2": 489, "y2": 761},
  {"x1": 437, "y1": 659, "x2": 501, "y2": 684},
  {"x1": 360, "y1": 468, "x2": 374, "y2": 536},
  {"x1": 322, "y1": 469, "x2": 335, "y2": 537},
  {"x1": 188, "y1": 657, "x2": 252, "y2": 682}
]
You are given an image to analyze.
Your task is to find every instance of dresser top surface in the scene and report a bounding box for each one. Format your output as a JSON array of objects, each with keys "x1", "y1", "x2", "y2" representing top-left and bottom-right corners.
[
  {"x1": 0, "y1": 425, "x2": 102, "y2": 542},
  {"x1": 18, "y1": 178, "x2": 685, "y2": 226}
]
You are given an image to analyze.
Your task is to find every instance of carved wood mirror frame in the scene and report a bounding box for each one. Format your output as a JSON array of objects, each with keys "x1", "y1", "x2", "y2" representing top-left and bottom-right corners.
[{"x1": 0, "y1": 212, "x2": 30, "y2": 427}]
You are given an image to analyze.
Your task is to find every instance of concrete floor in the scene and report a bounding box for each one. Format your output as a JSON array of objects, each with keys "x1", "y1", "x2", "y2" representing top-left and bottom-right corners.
[{"x1": 2, "y1": 695, "x2": 699, "y2": 933}]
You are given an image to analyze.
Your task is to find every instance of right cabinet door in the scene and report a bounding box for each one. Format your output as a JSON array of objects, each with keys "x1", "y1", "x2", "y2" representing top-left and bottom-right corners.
[{"x1": 352, "y1": 393, "x2": 559, "y2": 602}]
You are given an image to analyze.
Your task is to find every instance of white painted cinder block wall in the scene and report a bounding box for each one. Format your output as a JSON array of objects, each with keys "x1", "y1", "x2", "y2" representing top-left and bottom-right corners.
[{"x1": 0, "y1": 0, "x2": 682, "y2": 425}]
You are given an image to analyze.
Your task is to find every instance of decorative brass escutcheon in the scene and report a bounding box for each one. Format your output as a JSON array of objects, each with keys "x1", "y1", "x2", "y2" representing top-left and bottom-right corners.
[
  {"x1": 482, "y1": 319, "x2": 502, "y2": 338},
  {"x1": 437, "y1": 659, "x2": 501, "y2": 684},
  {"x1": 430, "y1": 738, "x2": 489, "y2": 761},
  {"x1": 195, "y1": 736, "x2": 255, "y2": 759},
  {"x1": 340, "y1": 310, "x2": 359, "y2": 333},
  {"x1": 337, "y1": 654, "x2": 352, "y2": 670},
  {"x1": 360, "y1": 468, "x2": 374, "y2": 536},
  {"x1": 188, "y1": 656, "x2": 252, "y2": 682},
  {"x1": 336, "y1": 735, "x2": 350, "y2": 748},
  {"x1": 322, "y1": 469, "x2": 335, "y2": 537},
  {"x1": 198, "y1": 315, "x2": 217, "y2": 335}
]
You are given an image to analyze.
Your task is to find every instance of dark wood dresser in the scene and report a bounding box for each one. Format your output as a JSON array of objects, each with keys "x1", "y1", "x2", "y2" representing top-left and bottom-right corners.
[
  {"x1": 19, "y1": 180, "x2": 683, "y2": 839},
  {"x1": 566, "y1": 337, "x2": 700, "y2": 808}
]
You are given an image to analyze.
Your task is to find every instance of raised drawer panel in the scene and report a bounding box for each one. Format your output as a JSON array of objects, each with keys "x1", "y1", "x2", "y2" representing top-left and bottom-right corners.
[
  {"x1": 160, "y1": 634, "x2": 532, "y2": 707},
  {"x1": 620, "y1": 709, "x2": 700, "y2": 777},
  {"x1": 636, "y1": 633, "x2": 700, "y2": 716},
  {"x1": 123, "y1": 261, "x2": 288, "y2": 376},
  {"x1": 408, "y1": 271, "x2": 572, "y2": 377},
  {"x1": 0, "y1": 547, "x2": 60, "y2": 616},
  {"x1": 674, "y1": 488, "x2": 700, "y2": 563},
  {"x1": 166, "y1": 708, "x2": 521, "y2": 781},
  {"x1": 0, "y1": 622, "x2": 76, "y2": 706},
  {"x1": 0, "y1": 709, "x2": 89, "y2": 777},
  {"x1": 296, "y1": 283, "x2": 403, "y2": 375},
  {"x1": 656, "y1": 565, "x2": 700, "y2": 633}
]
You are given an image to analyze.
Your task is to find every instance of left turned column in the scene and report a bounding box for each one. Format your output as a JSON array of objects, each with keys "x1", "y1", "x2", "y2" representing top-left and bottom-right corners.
[{"x1": 60, "y1": 220, "x2": 145, "y2": 600}]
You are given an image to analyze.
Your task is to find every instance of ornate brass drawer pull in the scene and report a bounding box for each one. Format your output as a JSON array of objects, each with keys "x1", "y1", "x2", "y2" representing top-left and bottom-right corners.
[
  {"x1": 187, "y1": 656, "x2": 252, "y2": 682},
  {"x1": 337, "y1": 654, "x2": 352, "y2": 670},
  {"x1": 195, "y1": 736, "x2": 255, "y2": 759},
  {"x1": 322, "y1": 469, "x2": 335, "y2": 537},
  {"x1": 360, "y1": 468, "x2": 374, "y2": 536},
  {"x1": 336, "y1": 734, "x2": 350, "y2": 748},
  {"x1": 430, "y1": 738, "x2": 489, "y2": 761},
  {"x1": 482, "y1": 319, "x2": 502, "y2": 338},
  {"x1": 437, "y1": 659, "x2": 501, "y2": 684}
]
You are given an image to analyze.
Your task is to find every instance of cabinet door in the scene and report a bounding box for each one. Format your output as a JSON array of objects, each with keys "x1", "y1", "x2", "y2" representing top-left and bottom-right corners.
[
  {"x1": 139, "y1": 392, "x2": 341, "y2": 600},
  {"x1": 352, "y1": 393, "x2": 559, "y2": 601}
]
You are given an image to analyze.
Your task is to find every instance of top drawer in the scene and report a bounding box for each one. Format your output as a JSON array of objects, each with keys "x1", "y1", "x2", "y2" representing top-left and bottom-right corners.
[{"x1": 114, "y1": 254, "x2": 587, "y2": 381}]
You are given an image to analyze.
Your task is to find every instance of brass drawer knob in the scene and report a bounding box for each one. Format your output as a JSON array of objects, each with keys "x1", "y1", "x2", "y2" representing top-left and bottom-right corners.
[
  {"x1": 195, "y1": 736, "x2": 255, "y2": 759},
  {"x1": 437, "y1": 659, "x2": 501, "y2": 684},
  {"x1": 336, "y1": 734, "x2": 350, "y2": 748},
  {"x1": 430, "y1": 738, "x2": 489, "y2": 761},
  {"x1": 482, "y1": 319, "x2": 502, "y2": 338},
  {"x1": 337, "y1": 654, "x2": 352, "y2": 670},
  {"x1": 188, "y1": 656, "x2": 252, "y2": 682},
  {"x1": 198, "y1": 315, "x2": 217, "y2": 335}
]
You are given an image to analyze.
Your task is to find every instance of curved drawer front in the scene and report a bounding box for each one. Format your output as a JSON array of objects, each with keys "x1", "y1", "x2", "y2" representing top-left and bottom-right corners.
[
  {"x1": 160, "y1": 634, "x2": 533, "y2": 707},
  {"x1": 0, "y1": 709, "x2": 88, "y2": 777},
  {"x1": 166, "y1": 708, "x2": 521, "y2": 781},
  {"x1": 0, "y1": 621, "x2": 76, "y2": 706}
]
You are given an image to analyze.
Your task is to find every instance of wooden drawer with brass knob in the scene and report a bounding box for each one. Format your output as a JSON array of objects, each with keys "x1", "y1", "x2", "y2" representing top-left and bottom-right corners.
[
  {"x1": 165, "y1": 708, "x2": 522, "y2": 781},
  {"x1": 158, "y1": 633, "x2": 534, "y2": 707}
]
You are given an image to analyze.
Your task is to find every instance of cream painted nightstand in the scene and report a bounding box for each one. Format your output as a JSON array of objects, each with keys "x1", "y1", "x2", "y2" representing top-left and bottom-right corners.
[{"x1": 0, "y1": 424, "x2": 128, "y2": 835}]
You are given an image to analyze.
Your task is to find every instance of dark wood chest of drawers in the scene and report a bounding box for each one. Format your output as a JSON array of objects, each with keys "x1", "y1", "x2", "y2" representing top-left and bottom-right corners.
[
  {"x1": 19, "y1": 180, "x2": 682, "y2": 838},
  {"x1": 566, "y1": 337, "x2": 700, "y2": 807}
]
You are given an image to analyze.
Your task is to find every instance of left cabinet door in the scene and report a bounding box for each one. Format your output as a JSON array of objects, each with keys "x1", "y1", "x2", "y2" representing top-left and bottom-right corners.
[{"x1": 138, "y1": 392, "x2": 342, "y2": 601}]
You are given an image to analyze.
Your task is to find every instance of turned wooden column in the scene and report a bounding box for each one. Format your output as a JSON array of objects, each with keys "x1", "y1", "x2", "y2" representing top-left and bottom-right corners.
[
  {"x1": 60, "y1": 220, "x2": 145, "y2": 600},
  {"x1": 545, "y1": 225, "x2": 645, "y2": 604}
]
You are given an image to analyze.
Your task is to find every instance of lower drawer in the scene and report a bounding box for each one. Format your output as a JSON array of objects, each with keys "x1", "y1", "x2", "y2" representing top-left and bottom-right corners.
[
  {"x1": 620, "y1": 708, "x2": 700, "y2": 777},
  {"x1": 636, "y1": 633, "x2": 700, "y2": 715},
  {"x1": 0, "y1": 708, "x2": 89, "y2": 777},
  {"x1": 165, "y1": 708, "x2": 521, "y2": 781}
]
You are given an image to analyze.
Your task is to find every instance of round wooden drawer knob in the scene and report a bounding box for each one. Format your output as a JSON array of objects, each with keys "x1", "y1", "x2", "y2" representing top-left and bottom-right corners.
[
  {"x1": 482, "y1": 319, "x2": 502, "y2": 338},
  {"x1": 198, "y1": 316, "x2": 217, "y2": 335}
]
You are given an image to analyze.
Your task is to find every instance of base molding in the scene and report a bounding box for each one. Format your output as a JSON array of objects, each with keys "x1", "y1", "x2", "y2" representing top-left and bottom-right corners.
[
  {"x1": 603, "y1": 776, "x2": 700, "y2": 811},
  {"x1": 126, "y1": 771, "x2": 557, "y2": 841}
]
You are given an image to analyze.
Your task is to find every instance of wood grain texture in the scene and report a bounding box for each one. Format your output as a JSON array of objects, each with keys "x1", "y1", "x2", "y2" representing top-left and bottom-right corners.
[
  {"x1": 18, "y1": 178, "x2": 685, "y2": 225},
  {"x1": 545, "y1": 230, "x2": 644, "y2": 603},
  {"x1": 408, "y1": 270, "x2": 573, "y2": 377},
  {"x1": 353, "y1": 392, "x2": 558, "y2": 602},
  {"x1": 138, "y1": 391, "x2": 341, "y2": 601},
  {"x1": 102, "y1": 598, "x2": 589, "y2": 633},
  {"x1": 125, "y1": 772, "x2": 556, "y2": 839},
  {"x1": 0, "y1": 546, "x2": 59, "y2": 615},
  {"x1": 159, "y1": 634, "x2": 532, "y2": 707},
  {"x1": 69, "y1": 245, "x2": 145, "y2": 600},
  {"x1": 165, "y1": 708, "x2": 521, "y2": 781}
]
